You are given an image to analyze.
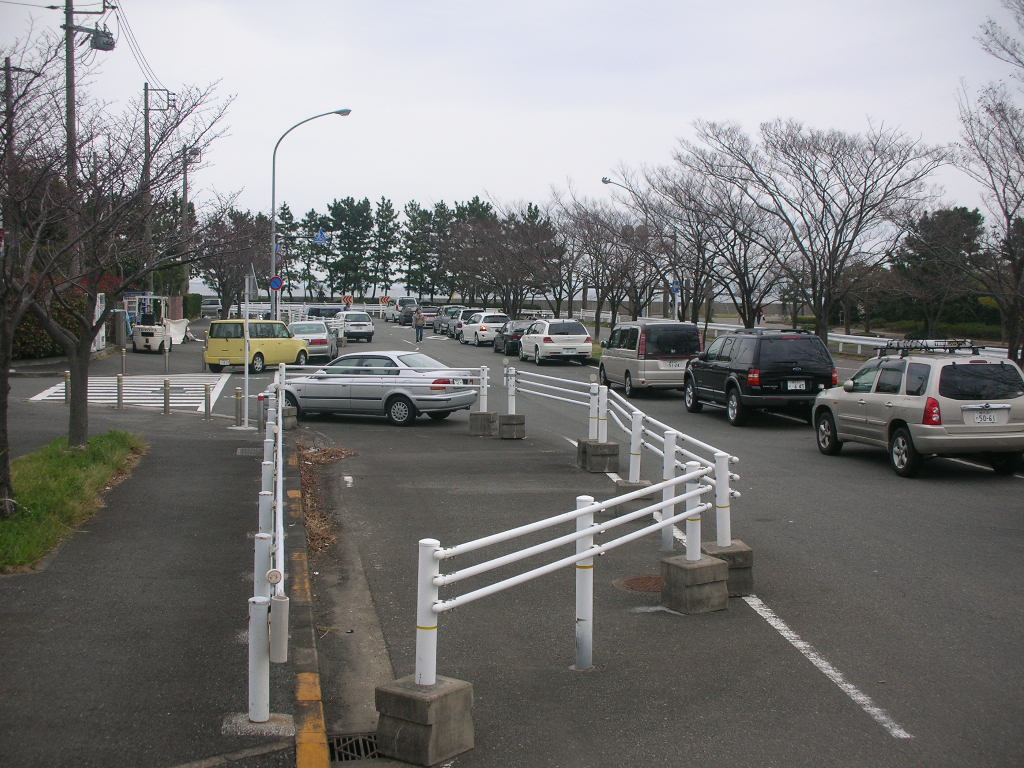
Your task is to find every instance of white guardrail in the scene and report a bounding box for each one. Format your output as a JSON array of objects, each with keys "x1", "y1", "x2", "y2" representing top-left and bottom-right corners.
[{"x1": 412, "y1": 366, "x2": 742, "y2": 684}]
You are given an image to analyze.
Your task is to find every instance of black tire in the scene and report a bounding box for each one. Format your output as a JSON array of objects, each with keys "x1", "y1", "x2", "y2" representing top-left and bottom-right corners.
[
  {"x1": 250, "y1": 352, "x2": 265, "y2": 375},
  {"x1": 576, "y1": 356, "x2": 590, "y2": 365},
  {"x1": 284, "y1": 390, "x2": 301, "y2": 419},
  {"x1": 492, "y1": 340, "x2": 502, "y2": 353},
  {"x1": 474, "y1": 334, "x2": 482, "y2": 347},
  {"x1": 295, "y1": 350, "x2": 308, "y2": 366},
  {"x1": 726, "y1": 388, "x2": 746, "y2": 426},
  {"x1": 599, "y1": 365, "x2": 609, "y2": 387},
  {"x1": 366, "y1": 335, "x2": 373, "y2": 343},
  {"x1": 534, "y1": 346, "x2": 544, "y2": 365},
  {"x1": 458, "y1": 332, "x2": 466, "y2": 344},
  {"x1": 519, "y1": 344, "x2": 528, "y2": 362},
  {"x1": 990, "y1": 452, "x2": 1023, "y2": 475},
  {"x1": 623, "y1": 372, "x2": 634, "y2": 398},
  {"x1": 889, "y1": 426, "x2": 921, "y2": 477},
  {"x1": 684, "y1": 378, "x2": 703, "y2": 413},
  {"x1": 207, "y1": 363, "x2": 223, "y2": 373},
  {"x1": 158, "y1": 341, "x2": 165, "y2": 353},
  {"x1": 132, "y1": 341, "x2": 138, "y2": 353},
  {"x1": 427, "y1": 410, "x2": 452, "y2": 421},
  {"x1": 815, "y1": 410, "x2": 842, "y2": 455},
  {"x1": 386, "y1": 395, "x2": 416, "y2": 426}
]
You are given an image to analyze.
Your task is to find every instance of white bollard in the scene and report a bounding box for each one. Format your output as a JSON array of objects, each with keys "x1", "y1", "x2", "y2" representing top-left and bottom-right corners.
[
  {"x1": 507, "y1": 366, "x2": 517, "y2": 415},
  {"x1": 685, "y1": 461, "x2": 702, "y2": 561},
  {"x1": 258, "y1": 491, "x2": 273, "y2": 534},
  {"x1": 414, "y1": 538, "x2": 441, "y2": 686},
  {"x1": 261, "y1": 460, "x2": 273, "y2": 494},
  {"x1": 479, "y1": 366, "x2": 489, "y2": 412},
  {"x1": 263, "y1": 438, "x2": 274, "y2": 463},
  {"x1": 248, "y1": 596, "x2": 271, "y2": 723},
  {"x1": 714, "y1": 452, "x2": 732, "y2": 547},
  {"x1": 574, "y1": 495, "x2": 595, "y2": 671},
  {"x1": 661, "y1": 431, "x2": 678, "y2": 552},
  {"x1": 588, "y1": 382, "x2": 599, "y2": 441},
  {"x1": 270, "y1": 593, "x2": 290, "y2": 663},
  {"x1": 628, "y1": 411, "x2": 643, "y2": 483},
  {"x1": 254, "y1": 533, "x2": 273, "y2": 599},
  {"x1": 598, "y1": 385, "x2": 609, "y2": 443}
]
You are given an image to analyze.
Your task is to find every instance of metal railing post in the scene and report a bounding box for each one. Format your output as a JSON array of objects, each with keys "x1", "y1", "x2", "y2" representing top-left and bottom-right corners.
[
  {"x1": 162, "y1": 379, "x2": 171, "y2": 415},
  {"x1": 254, "y1": 533, "x2": 273, "y2": 599},
  {"x1": 270, "y1": 593, "x2": 290, "y2": 664},
  {"x1": 234, "y1": 387, "x2": 242, "y2": 427},
  {"x1": 257, "y1": 395, "x2": 266, "y2": 432},
  {"x1": 479, "y1": 366, "x2": 489, "y2": 412},
  {"x1": 116, "y1": 374, "x2": 124, "y2": 410},
  {"x1": 263, "y1": 437, "x2": 274, "y2": 463},
  {"x1": 261, "y1": 460, "x2": 274, "y2": 494},
  {"x1": 414, "y1": 538, "x2": 441, "y2": 686},
  {"x1": 661, "y1": 431, "x2": 678, "y2": 552},
  {"x1": 714, "y1": 451, "x2": 732, "y2": 547},
  {"x1": 507, "y1": 366, "x2": 517, "y2": 415},
  {"x1": 598, "y1": 385, "x2": 609, "y2": 443},
  {"x1": 258, "y1": 491, "x2": 273, "y2": 534},
  {"x1": 629, "y1": 411, "x2": 643, "y2": 483},
  {"x1": 248, "y1": 596, "x2": 271, "y2": 723},
  {"x1": 204, "y1": 384, "x2": 211, "y2": 420},
  {"x1": 120, "y1": 348, "x2": 126, "y2": 376},
  {"x1": 574, "y1": 495, "x2": 595, "y2": 671},
  {"x1": 588, "y1": 382, "x2": 599, "y2": 440},
  {"x1": 685, "y1": 461, "x2": 702, "y2": 561}
]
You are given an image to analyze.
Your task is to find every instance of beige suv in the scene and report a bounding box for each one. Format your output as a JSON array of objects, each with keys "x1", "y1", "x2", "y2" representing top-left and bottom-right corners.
[
  {"x1": 599, "y1": 319, "x2": 702, "y2": 397},
  {"x1": 204, "y1": 319, "x2": 309, "y2": 374}
]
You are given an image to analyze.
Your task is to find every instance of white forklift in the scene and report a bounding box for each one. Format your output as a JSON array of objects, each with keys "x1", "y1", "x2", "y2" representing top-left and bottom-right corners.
[{"x1": 126, "y1": 294, "x2": 191, "y2": 353}]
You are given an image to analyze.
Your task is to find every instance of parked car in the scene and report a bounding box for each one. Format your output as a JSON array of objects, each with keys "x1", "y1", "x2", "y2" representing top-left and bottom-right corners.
[
  {"x1": 517, "y1": 319, "x2": 593, "y2": 365},
  {"x1": 287, "y1": 320, "x2": 339, "y2": 361},
  {"x1": 333, "y1": 310, "x2": 375, "y2": 342},
  {"x1": 813, "y1": 339, "x2": 1024, "y2": 476},
  {"x1": 493, "y1": 320, "x2": 533, "y2": 355},
  {"x1": 684, "y1": 328, "x2": 836, "y2": 425},
  {"x1": 384, "y1": 296, "x2": 418, "y2": 322},
  {"x1": 460, "y1": 312, "x2": 511, "y2": 346},
  {"x1": 398, "y1": 303, "x2": 420, "y2": 326},
  {"x1": 204, "y1": 319, "x2": 309, "y2": 374},
  {"x1": 434, "y1": 305, "x2": 467, "y2": 334},
  {"x1": 599, "y1": 319, "x2": 702, "y2": 397},
  {"x1": 449, "y1": 308, "x2": 486, "y2": 340},
  {"x1": 282, "y1": 350, "x2": 478, "y2": 426},
  {"x1": 418, "y1": 306, "x2": 440, "y2": 329},
  {"x1": 200, "y1": 297, "x2": 222, "y2": 318}
]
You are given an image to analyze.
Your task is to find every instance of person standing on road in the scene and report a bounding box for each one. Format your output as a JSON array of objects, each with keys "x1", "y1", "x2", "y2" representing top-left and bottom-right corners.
[{"x1": 413, "y1": 307, "x2": 426, "y2": 342}]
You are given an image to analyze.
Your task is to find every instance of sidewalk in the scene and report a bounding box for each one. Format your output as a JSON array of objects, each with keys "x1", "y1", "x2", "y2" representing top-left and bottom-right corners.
[{"x1": 0, "y1": 401, "x2": 301, "y2": 768}]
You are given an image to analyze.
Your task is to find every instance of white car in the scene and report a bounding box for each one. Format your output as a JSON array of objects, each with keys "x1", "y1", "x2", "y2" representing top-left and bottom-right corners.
[
  {"x1": 282, "y1": 350, "x2": 478, "y2": 426},
  {"x1": 459, "y1": 313, "x2": 511, "y2": 346},
  {"x1": 287, "y1": 321, "x2": 339, "y2": 361},
  {"x1": 333, "y1": 310, "x2": 375, "y2": 342},
  {"x1": 517, "y1": 319, "x2": 593, "y2": 365}
]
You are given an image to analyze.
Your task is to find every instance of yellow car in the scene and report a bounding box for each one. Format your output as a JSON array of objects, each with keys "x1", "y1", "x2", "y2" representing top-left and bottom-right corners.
[{"x1": 204, "y1": 319, "x2": 309, "y2": 374}]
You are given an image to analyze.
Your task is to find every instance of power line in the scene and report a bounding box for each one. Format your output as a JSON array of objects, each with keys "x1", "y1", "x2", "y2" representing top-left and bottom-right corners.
[{"x1": 112, "y1": 1, "x2": 167, "y2": 91}]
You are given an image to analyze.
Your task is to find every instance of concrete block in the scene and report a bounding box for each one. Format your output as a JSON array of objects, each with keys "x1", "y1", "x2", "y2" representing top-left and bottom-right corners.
[
  {"x1": 375, "y1": 675, "x2": 474, "y2": 766},
  {"x1": 498, "y1": 413, "x2": 526, "y2": 439},
  {"x1": 468, "y1": 411, "x2": 497, "y2": 436},
  {"x1": 701, "y1": 539, "x2": 754, "y2": 597},
  {"x1": 576, "y1": 439, "x2": 620, "y2": 474},
  {"x1": 281, "y1": 405, "x2": 298, "y2": 430},
  {"x1": 610, "y1": 478, "x2": 656, "y2": 516},
  {"x1": 660, "y1": 555, "x2": 729, "y2": 614}
]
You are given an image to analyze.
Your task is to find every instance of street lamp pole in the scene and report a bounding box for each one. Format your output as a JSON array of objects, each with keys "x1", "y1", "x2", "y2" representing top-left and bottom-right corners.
[{"x1": 270, "y1": 108, "x2": 351, "y2": 320}]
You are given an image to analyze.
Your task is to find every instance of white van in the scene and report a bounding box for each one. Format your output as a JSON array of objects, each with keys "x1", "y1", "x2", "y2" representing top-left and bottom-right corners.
[
  {"x1": 384, "y1": 296, "x2": 418, "y2": 322},
  {"x1": 598, "y1": 319, "x2": 702, "y2": 397}
]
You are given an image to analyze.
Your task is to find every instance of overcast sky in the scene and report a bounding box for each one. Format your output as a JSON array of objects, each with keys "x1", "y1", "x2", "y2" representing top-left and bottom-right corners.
[{"x1": 2, "y1": 0, "x2": 1018, "y2": 224}]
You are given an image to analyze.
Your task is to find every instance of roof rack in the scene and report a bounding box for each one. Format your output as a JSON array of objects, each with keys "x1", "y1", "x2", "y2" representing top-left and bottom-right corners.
[
  {"x1": 874, "y1": 338, "x2": 984, "y2": 357},
  {"x1": 730, "y1": 327, "x2": 813, "y2": 335}
]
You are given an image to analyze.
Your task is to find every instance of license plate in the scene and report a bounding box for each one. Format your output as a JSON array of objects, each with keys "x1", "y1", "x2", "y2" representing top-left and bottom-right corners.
[
  {"x1": 666, "y1": 360, "x2": 686, "y2": 369},
  {"x1": 787, "y1": 380, "x2": 806, "y2": 391},
  {"x1": 454, "y1": 378, "x2": 464, "y2": 385},
  {"x1": 974, "y1": 412, "x2": 998, "y2": 424},
  {"x1": 562, "y1": 348, "x2": 576, "y2": 354},
  {"x1": 219, "y1": 359, "x2": 230, "y2": 365}
]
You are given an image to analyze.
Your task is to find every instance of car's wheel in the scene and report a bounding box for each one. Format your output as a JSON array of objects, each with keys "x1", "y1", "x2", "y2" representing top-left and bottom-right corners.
[
  {"x1": 990, "y1": 451, "x2": 1023, "y2": 475},
  {"x1": 519, "y1": 344, "x2": 528, "y2": 362},
  {"x1": 815, "y1": 410, "x2": 842, "y2": 455},
  {"x1": 577, "y1": 356, "x2": 590, "y2": 365},
  {"x1": 474, "y1": 334, "x2": 482, "y2": 347},
  {"x1": 284, "y1": 390, "x2": 301, "y2": 419},
  {"x1": 492, "y1": 340, "x2": 502, "y2": 353},
  {"x1": 599, "y1": 365, "x2": 609, "y2": 387},
  {"x1": 726, "y1": 388, "x2": 746, "y2": 426},
  {"x1": 534, "y1": 346, "x2": 543, "y2": 365},
  {"x1": 458, "y1": 332, "x2": 466, "y2": 344},
  {"x1": 623, "y1": 372, "x2": 634, "y2": 398},
  {"x1": 386, "y1": 395, "x2": 416, "y2": 426},
  {"x1": 889, "y1": 426, "x2": 921, "y2": 477},
  {"x1": 295, "y1": 350, "x2": 308, "y2": 366},
  {"x1": 207, "y1": 363, "x2": 223, "y2": 373},
  {"x1": 684, "y1": 378, "x2": 703, "y2": 413},
  {"x1": 250, "y1": 352, "x2": 265, "y2": 374},
  {"x1": 427, "y1": 410, "x2": 452, "y2": 421},
  {"x1": 158, "y1": 341, "x2": 165, "y2": 353}
]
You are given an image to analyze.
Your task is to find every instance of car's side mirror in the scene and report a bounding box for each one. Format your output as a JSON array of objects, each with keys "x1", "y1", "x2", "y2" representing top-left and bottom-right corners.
[
  {"x1": 600, "y1": 340, "x2": 607, "y2": 348},
  {"x1": 698, "y1": 351, "x2": 708, "y2": 361},
  {"x1": 842, "y1": 380, "x2": 855, "y2": 392}
]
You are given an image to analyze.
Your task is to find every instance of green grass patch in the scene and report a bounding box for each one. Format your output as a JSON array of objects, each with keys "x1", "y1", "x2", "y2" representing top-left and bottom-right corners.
[{"x1": 1, "y1": 431, "x2": 147, "y2": 571}]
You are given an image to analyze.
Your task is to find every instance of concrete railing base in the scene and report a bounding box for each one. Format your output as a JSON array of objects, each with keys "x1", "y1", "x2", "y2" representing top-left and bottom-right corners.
[
  {"x1": 701, "y1": 539, "x2": 753, "y2": 597},
  {"x1": 576, "y1": 439, "x2": 620, "y2": 473},
  {"x1": 610, "y1": 478, "x2": 654, "y2": 515},
  {"x1": 375, "y1": 675, "x2": 474, "y2": 766},
  {"x1": 281, "y1": 405, "x2": 298, "y2": 430},
  {"x1": 660, "y1": 554, "x2": 729, "y2": 614},
  {"x1": 498, "y1": 413, "x2": 526, "y2": 439},
  {"x1": 468, "y1": 411, "x2": 497, "y2": 436}
]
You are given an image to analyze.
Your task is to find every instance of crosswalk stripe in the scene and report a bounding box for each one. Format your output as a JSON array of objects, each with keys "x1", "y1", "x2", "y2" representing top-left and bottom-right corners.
[{"x1": 31, "y1": 374, "x2": 233, "y2": 412}]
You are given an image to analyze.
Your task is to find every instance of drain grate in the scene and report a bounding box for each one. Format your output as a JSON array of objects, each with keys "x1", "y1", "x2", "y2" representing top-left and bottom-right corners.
[
  {"x1": 235, "y1": 447, "x2": 264, "y2": 457},
  {"x1": 329, "y1": 733, "x2": 380, "y2": 762},
  {"x1": 617, "y1": 575, "x2": 664, "y2": 593}
]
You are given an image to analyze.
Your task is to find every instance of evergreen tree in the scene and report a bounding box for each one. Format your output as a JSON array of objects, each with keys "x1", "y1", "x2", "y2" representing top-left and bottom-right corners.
[
  {"x1": 402, "y1": 201, "x2": 434, "y2": 297},
  {"x1": 276, "y1": 202, "x2": 299, "y2": 301},
  {"x1": 298, "y1": 208, "x2": 329, "y2": 300},
  {"x1": 327, "y1": 197, "x2": 374, "y2": 298},
  {"x1": 370, "y1": 196, "x2": 401, "y2": 298}
]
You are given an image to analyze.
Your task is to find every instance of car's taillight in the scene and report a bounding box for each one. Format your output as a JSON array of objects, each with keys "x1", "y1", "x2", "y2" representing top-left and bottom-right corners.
[
  {"x1": 480, "y1": 324, "x2": 488, "y2": 331},
  {"x1": 638, "y1": 330, "x2": 647, "y2": 358},
  {"x1": 431, "y1": 378, "x2": 452, "y2": 391},
  {"x1": 831, "y1": 368, "x2": 838, "y2": 387},
  {"x1": 923, "y1": 397, "x2": 942, "y2": 425},
  {"x1": 311, "y1": 338, "x2": 327, "y2": 345},
  {"x1": 585, "y1": 336, "x2": 592, "y2": 343},
  {"x1": 748, "y1": 368, "x2": 761, "y2": 386},
  {"x1": 543, "y1": 336, "x2": 553, "y2": 343}
]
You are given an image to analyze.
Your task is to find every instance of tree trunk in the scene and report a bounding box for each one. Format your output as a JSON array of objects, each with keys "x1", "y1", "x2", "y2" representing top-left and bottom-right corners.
[
  {"x1": 66, "y1": 333, "x2": 94, "y2": 449},
  {"x1": 0, "y1": 333, "x2": 14, "y2": 519}
]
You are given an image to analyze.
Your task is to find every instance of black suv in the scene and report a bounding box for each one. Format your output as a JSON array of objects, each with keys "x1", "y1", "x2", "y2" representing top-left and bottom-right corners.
[{"x1": 684, "y1": 328, "x2": 837, "y2": 425}]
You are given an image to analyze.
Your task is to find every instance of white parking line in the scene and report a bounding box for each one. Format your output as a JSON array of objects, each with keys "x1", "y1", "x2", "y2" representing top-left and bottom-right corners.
[{"x1": 743, "y1": 595, "x2": 913, "y2": 739}]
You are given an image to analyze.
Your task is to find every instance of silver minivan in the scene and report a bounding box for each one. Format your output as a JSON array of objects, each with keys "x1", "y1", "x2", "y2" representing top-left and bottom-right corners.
[{"x1": 599, "y1": 319, "x2": 702, "y2": 397}]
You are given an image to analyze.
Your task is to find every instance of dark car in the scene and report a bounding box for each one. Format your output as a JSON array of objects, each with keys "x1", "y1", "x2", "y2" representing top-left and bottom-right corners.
[
  {"x1": 684, "y1": 328, "x2": 837, "y2": 425},
  {"x1": 493, "y1": 320, "x2": 533, "y2": 355},
  {"x1": 398, "y1": 304, "x2": 418, "y2": 326}
]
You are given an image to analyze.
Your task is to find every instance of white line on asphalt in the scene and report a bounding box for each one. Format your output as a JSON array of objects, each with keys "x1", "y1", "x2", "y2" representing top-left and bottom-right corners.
[
  {"x1": 945, "y1": 456, "x2": 1024, "y2": 479},
  {"x1": 742, "y1": 595, "x2": 913, "y2": 740},
  {"x1": 343, "y1": 475, "x2": 354, "y2": 488}
]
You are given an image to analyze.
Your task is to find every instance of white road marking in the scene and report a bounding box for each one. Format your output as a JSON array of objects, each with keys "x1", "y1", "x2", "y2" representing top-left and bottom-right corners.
[
  {"x1": 31, "y1": 374, "x2": 230, "y2": 412},
  {"x1": 743, "y1": 595, "x2": 913, "y2": 740},
  {"x1": 945, "y1": 456, "x2": 1023, "y2": 479}
]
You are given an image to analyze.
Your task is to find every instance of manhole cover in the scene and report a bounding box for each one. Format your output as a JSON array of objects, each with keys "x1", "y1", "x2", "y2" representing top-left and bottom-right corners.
[
  {"x1": 616, "y1": 575, "x2": 664, "y2": 593},
  {"x1": 329, "y1": 733, "x2": 380, "y2": 762}
]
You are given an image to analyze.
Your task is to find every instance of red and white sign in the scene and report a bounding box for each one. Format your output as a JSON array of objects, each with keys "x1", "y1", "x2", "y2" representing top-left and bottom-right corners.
[
  {"x1": 342, "y1": 295, "x2": 355, "y2": 304},
  {"x1": 380, "y1": 296, "x2": 391, "y2": 305}
]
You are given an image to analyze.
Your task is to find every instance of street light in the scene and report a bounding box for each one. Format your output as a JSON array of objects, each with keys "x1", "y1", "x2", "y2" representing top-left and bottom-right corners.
[{"x1": 270, "y1": 108, "x2": 352, "y2": 319}]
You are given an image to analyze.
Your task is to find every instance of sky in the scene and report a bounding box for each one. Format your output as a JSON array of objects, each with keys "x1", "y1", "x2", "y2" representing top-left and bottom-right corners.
[{"x1": 1, "y1": 0, "x2": 1019, "y2": 231}]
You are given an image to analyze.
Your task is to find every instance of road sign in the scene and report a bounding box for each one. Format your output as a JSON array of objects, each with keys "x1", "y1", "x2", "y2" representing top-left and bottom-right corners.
[
  {"x1": 380, "y1": 296, "x2": 391, "y2": 305},
  {"x1": 342, "y1": 294, "x2": 354, "y2": 304},
  {"x1": 269, "y1": 276, "x2": 283, "y2": 291},
  {"x1": 313, "y1": 227, "x2": 329, "y2": 245}
]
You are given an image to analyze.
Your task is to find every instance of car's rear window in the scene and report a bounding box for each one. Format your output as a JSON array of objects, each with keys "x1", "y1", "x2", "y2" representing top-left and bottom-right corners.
[
  {"x1": 483, "y1": 315, "x2": 510, "y2": 324},
  {"x1": 757, "y1": 337, "x2": 832, "y2": 367},
  {"x1": 209, "y1": 323, "x2": 243, "y2": 339},
  {"x1": 290, "y1": 323, "x2": 326, "y2": 334},
  {"x1": 549, "y1": 321, "x2": 588, "y2": 335},
  {"x1": 344, "y1": 313, "x2": 371, "y2": 322},
  {"x1": 645, "y1": 326, "x2": 700, "y2": 357},
  {"x1": 398, "y1": 353, "x2": 445, "y2": 369},
  {"x1": 938, "y1": 363, "x2": 1024, "y2": 400}
]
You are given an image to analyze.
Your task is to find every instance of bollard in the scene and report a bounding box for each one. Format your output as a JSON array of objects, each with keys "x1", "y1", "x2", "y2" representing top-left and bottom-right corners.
[
  {"x1": 163, "y1": 344, "x2": 170, "y2": 373},
  {"x1": 263, "y1": 437, "x2": 274, "y2": 463},
  {"x1": 629, "y1": 411, "x2": 643, "y2": 483},
  {"x1": 257, "y1": 394, "x2": 266, "y2": 432},
  {"x1": 234, "y1": 387, "x2": 242, "y2": 427},
  {"x1": 715, "y1": 452, "x2": 732, "y2": 547},
  {"x1": 204, "y1": 384, "x2": 211, "y2": 421},
  {"x1": 507, "y1": 366, "x2": 517, "y2": 415},
  {"x1": 116, "y1": 374, "x2": 124, "y2": 410},
  {"x1": 163, "y1": 379, "x2": 171, "y2": 415},
  {"x1": 120, "y1": 348, "x2": 126, "y2": 376},
  {"x1": 661, "y1": 431, "x2": 678, "y2": 552},
  {"x1": 574, "y1": 495, "x2": 595, "y2": 671},
  {"x1": 685, "y1": 461, "x2": 702, "y2": 562},
  {"x1": 414, "y1": 538, "x2": 441, "y2": 686},
  {"x1": 598, "y1": 385, "x2": 609, "y2": 443},
  {"x1": 258, "y1": 491, "x2": 273, "y2": 534},
  {"x1": 479, "y1": 366, "x2": 489, "y2": 412},
  {"x1": 254, "y1": 533, "x2": 273, "y2": 599},
  {"x1": 248, "y1": 596, "x2": 271, "y2": 723},
  {"x1": 270, "y1": 593, "x2": 290, "y2": 664},
  {"x1": 588, "y1": 382, "x2": 599, "y2": 441},
  {"x1": 261, "y1": 460, "x2": 274, "y2": 494},
  {"x1": 63, "y1": 370, "x2": 70, "y2": 405}
]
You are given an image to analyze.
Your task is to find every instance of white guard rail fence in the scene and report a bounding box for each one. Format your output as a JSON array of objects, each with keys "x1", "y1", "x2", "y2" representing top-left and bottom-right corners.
[{"x1": 247, "y1": 364, "x2": 290, "y2": 723}]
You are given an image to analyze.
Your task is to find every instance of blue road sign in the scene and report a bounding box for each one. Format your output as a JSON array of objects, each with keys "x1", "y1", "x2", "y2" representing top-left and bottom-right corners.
[{"x1": 313, "y1": 228, "x2": 329, "y2": 245}]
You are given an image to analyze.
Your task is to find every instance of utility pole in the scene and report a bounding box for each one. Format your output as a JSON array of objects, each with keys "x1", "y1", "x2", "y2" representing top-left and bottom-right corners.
[{"x1": 142, "y1": 81, "x2": 175, "y2": 292}]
